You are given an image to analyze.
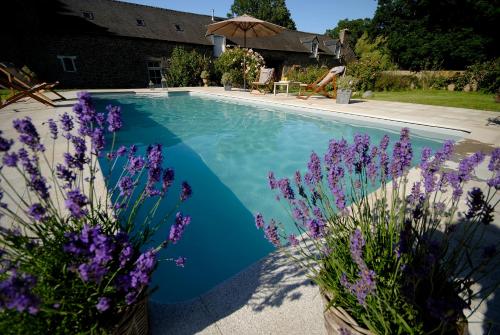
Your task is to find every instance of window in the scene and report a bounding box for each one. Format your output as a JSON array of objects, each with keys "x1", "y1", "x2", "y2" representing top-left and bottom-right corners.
[
  {"x1": 136, "y1": 19, "x2": 145, "y2": 26},
  {"x1": 147, "y1": 61, "x2": 162, "y2": 85},
  {"x1": 82, "y1": 11, "x2": 94, "y2": 20},
  {"x1": 57, "y1": 56, "x2": 77, "y2": 72},
  {"x1": 212, "y1": 35, "x2": 225, "y2": 57},
  {"x1": 334, "y1": 44, "x2": 341, "y2": 59},
  {"x1": 311, "y1": 41, "x2": 319, "y2": 58},
  {"x1": 174, "y1": 24, "x2": 183, "y2": 32}
]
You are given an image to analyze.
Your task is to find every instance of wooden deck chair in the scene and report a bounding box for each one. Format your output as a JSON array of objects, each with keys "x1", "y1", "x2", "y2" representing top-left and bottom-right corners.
[
  {"x1": 250, "y1": 67, "x2": 275, "y2": 94},
  {"x1": 0, "y1": 62, "x2": 65, "y2": 102},
  {"x1": 0, "y1": 80, "x2": 56, "y2": 109},
  {"x1": 297, "y1": 66, "x2": 345, "y2": 100}
]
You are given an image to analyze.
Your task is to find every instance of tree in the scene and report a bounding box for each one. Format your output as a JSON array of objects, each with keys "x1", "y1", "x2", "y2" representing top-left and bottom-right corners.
[
  {"x1": 325, "y1": 18, "x2": 371, "y2": 46},
  {"x1": 228, "y1": 0, "x2": 297, "y2": 30},
  {"x1": 370, "y1": 0, "x2": 500, "y2": 70}
]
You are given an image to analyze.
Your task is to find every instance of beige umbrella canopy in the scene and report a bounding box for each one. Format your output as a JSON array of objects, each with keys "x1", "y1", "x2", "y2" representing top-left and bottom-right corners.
[{"x1": 206, "y1": 14, "x2": 285, "y2": 89}]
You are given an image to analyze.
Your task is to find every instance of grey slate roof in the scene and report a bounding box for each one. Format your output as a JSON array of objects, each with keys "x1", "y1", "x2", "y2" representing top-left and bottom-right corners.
[{"x1": 58, "y1": 0, "x2": 337, "y2": 55}]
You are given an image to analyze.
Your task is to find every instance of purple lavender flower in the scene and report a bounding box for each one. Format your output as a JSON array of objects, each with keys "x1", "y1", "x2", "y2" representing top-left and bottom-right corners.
[
  {"x1": 327, "y1": 166, "x2": 344, "y2": 193},
  {"x1": 12, "y1": 117, "x2": 44, "y2": 152},
  {"x1": 278, "y1": 178, "x2": 294, "y2": 200},
  {"x1": 65, "y1": 189, "x2": 89, "y2": 219},
  {"x1": 59, "y1": 112, "x2": 74, "y2": 132},
  {"x1": 409, "y1": 182, "x2": 423, "y2": 205},
  {"x1": 91, "y1": 128, "x2": 105, "y2": 155},
  {"x1": 28, "y1": 203, "x2": 46, "y2": 221},
  {"x1": 96, "y1": 297, "x2": 110, "y2": 312},
  {"x1": 47, "y1": 118, "x2": 58, "y2": 140},
  {"x1": 161, "y1": 168, "x2": 175, "y2": 194},
  {"x1": 487, "y1": 175, "x2": 500, "y2": 190},
  {"x1": 264, "y1": 219, "x2": 281, "y2": 247},
  {"x1": 0, "y1": 131, "x2": 14, "y2": 152},
  {"x1": 0, "y1": 270, "x2": 39, "y2": 314},
  {"x1": 127, "y1": 156, "x2": 145, "y2": 175},
  {"x1": 488, "y1": 148, "x2": 500, "y2": 172},
  {"x1": 350, "y1": 229, "x2": 365, "y2": 265},
  {"x1": 30, "y1": 175, "x2": 50, "y2": 200},
  {"x1": 180, "y1": 181, "x2": 192, "y2": 201},
  {"x1": 95, "y1": 113, "x2": 105, "y2": 128},
  {"x1": 119, "y1": 244, "x2": 133, "y2": 268},
  {"x1": 255, "y1": 212, "x2": 265, "y2": 229},
  {"x1": 2, "y1": 152, "x2": 18, "y2": 167},
  {"x1": 175, "y1": 256, "x2": 186, "y2": 267},
  {"x1": 106, "y1": 105, "x2": 122, "y2": 132},
  {"x1": 118, "y1": 176, "x2": 135, "y2": 197},
  {"x1": 294, "y1": 170, "x2": 302, "y2": 187},
  {"x1": 389, "y1": 128, "x2": 413, "y2": 179},
  {"x1": 129, "y1": 249, "x2": 157, "y2": 289},
  {"x1": 268, "y1": 171, "x2": 277, "y2": 189},
  {"x1": 116, "y1": 145, "x2": 128, "y2": 157},
  {"x1": 56, "y1": 163, "x2": 76, "y2": 188},
  {"x1": 307, "y1": 152, "x2": 322, "y2": 184},
  {"x1": 306, "y1": 218, "x2": 325, "y2": 239},
  {"x1": 324, "y1": 138, "x2": 347, "y2": 167},
  {"x1": 169, "y1": 212, "x2": 191, "y2": 244},
  {"x1": 379, "y1": 134, "x2": 390, "y2": 151},
  {"x1": 288, "y1": 234, "x2": 299, "y2": 246}
]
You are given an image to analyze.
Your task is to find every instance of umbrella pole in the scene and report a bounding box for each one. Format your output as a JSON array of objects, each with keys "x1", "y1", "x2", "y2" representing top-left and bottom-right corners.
[{"x1": 243, "y1": 30, "x2": 247, "y2": 90}]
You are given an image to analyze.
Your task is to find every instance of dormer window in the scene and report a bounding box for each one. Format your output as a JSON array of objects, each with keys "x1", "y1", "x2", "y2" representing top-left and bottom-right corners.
[
  {"x1": 136, "y1": 19, "x2": 145, "y2": 26},
  {"x1": 82, "y1": 11, "x2": 94, "y2": 20},
  {"x1": 174, "y1": 24, "x2": 183, "y2": 32},
  {"x1": 311, "y1": 40, "x2": 319, "y2": 58}
]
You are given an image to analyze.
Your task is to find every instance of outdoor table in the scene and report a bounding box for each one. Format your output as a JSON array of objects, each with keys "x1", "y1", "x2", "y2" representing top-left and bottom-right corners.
[{"x1": 273, "y1": 81, "x2": 301, "y2": 96}]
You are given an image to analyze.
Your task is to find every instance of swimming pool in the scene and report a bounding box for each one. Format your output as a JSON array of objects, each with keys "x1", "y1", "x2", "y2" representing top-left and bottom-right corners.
[{"x1": 95, "y1": 92, "x2": 460, "y2": 303}]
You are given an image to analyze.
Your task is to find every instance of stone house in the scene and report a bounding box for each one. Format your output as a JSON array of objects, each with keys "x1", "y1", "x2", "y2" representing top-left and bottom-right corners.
[{"x1": 2, "y1": 0, "x2": 353, "y2": 88}]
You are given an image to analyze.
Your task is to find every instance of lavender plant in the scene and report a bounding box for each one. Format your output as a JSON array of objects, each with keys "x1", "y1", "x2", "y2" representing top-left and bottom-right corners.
[
  {"x1": 0, "y1": 92, "x2": 192, "y2": 334},
  {"x1": 256, "y1": 129, "x2": 499, "y2": 334}
]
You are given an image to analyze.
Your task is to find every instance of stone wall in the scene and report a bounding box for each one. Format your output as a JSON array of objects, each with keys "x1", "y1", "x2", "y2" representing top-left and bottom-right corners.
[{"x1": 18, "y1": 34, "x2": 212, "y2": 88}]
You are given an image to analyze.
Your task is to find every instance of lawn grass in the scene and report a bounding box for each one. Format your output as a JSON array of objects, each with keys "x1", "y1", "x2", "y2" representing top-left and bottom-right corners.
[
  {"x1": 0, "y1": 89, "x2": 13, "y2": 101},
  {"x1": 364, "y1": 89, "x2": 499, "y2": 112}
]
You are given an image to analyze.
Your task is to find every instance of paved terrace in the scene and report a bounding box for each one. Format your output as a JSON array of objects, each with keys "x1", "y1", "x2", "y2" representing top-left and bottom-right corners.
[{"x1": 1, "y1": 87, "x2": 499, "y2": 334}]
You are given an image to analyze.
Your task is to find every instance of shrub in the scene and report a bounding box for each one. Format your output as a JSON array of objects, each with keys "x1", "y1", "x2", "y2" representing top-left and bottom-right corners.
[
  {"x1": 200, "y1": 70, "x2": 209, "y2": 79},
  {"x1": 167, "y1": 47, "x2": 208, "y2": 87},
  {"x1": 256, "y1": 130, "x2": 499, "y2": 333},
  {"x1": 374, "y1": 73, "x2": 419, "y2": 91},
  {"x1": 463, "y1": 58, "x2": 500, "y2": 93},
  {"x1": 287, "y1": 66, "x2": 328, "y2": 86},
  {"x1": 214, "y1": 47, "x2": 265, "y2": 87},
  {"x1": 221, "y1": 72, "x2": 233, "y2": 85},
  {"x1": 336, "y1": 75, "x2": 359, "y2": 90},
  {"x1": 0, "y1": 93, "x2": 192, "y2": 333}
]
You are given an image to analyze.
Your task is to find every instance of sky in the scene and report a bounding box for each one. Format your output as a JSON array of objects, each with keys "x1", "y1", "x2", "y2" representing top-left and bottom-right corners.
[{"x1": 121, "y1": 0, "x2": 378, "y2": 34}]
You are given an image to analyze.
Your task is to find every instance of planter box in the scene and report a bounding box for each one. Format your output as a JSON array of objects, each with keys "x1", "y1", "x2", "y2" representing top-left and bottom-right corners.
[
  {"x1": 113, "y1": 296, "x2": 149, "y2": 335},
  {"x1": 336, "y1": 89, "x2": 352, "y2": 104},
  {"x1": 321, "y1": 292, "x2": 372, "y2": 335}
]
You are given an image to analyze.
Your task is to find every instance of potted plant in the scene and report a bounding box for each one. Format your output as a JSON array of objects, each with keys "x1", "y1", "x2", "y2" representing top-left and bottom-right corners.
[
  {"x1": 200, "y1": 70, "x2": 209, "y2": 87},
  {"x1": 0, "y1": 92, "x2": 193, "y2": 334},
  {"x1": 256, "y1": 129, "x2": 499, "y2": 334},
  {"x1": 336, "y1": 75, "x2": 357, "y2": 104},
  {"x1": 221, "y1": 72, "x2": 233, "y2": 91}
]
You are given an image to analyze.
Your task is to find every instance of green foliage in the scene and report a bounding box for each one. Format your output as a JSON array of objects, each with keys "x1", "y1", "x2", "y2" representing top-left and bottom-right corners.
[
  {"x1": 200, "y1": 70, "x2": 209, "y2": 79},
  {"x1": 348, "y1": 33, "x2": 395, "y2": 91},
  {"x1": 370, "y1": 0, "x2": 500, "y2": 70},
  {"x1": 228, "y1": 0, "x2": 296, "y2": 30},
  {"x1": 214, "y1": 48, "x2": 265, "y2": 86},
  {"x1": 221, "y1": 72, "x2": 233, "y2": 85},
  {"x1": 374, "y1": 73, "x2": 419, "y2": 91},
  {"x1": 325, "y1": 18, "x2": 371, "y2": 47},
  {"x1": 336, "y1": 75, "x2": 359, "y2": 90},
  {"x1": 287, "y1": 66, "x2": 328, "y2": 85},
  {"x1": 462, "y1": 58, "x2": 500, "y2": 93},
  {"x1": 166, "y1": 47, "x2": 208, "y2": 87}
]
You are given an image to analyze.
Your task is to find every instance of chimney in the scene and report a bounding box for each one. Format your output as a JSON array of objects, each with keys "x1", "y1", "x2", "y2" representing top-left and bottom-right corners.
[
  {"x1": 339, "y1": 29, "x2": 350, "y2": 45},
  {"x1": 211, "y1": 9, "x2": 215, "y2": 21}
]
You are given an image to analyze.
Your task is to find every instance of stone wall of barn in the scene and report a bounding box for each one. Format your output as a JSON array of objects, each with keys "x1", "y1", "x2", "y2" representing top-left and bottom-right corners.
[{"x1": 15, "y1": 34, "x2": 212, "y2": 88}]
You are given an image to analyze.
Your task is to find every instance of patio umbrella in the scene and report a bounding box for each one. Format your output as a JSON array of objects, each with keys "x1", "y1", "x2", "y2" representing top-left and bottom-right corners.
[{"x1": 206, "y1": 14, "x2": 285, "y2": 90}]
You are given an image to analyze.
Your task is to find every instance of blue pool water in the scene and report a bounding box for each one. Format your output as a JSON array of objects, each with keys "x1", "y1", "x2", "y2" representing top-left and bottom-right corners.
[{"x1": 94, "y1": 92, "x2": 455, "y2": 303}]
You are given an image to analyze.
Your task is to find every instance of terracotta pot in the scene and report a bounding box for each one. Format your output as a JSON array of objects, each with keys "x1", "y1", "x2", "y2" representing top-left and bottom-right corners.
[
  {"x1": 113, "y1": 296, "x2": 149, "y2": 335},
  {"x1": 321, "y1": 292, "x2": 372, "y2": 335}
]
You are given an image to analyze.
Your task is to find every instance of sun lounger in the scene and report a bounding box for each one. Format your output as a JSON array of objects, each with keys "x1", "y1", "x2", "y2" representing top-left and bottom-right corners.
[{"x1": 297, "y1": 66, "x2": 345, "y2": 100}]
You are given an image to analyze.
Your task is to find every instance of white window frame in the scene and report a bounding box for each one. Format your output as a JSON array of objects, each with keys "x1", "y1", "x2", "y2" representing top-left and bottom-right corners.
[
  {"x1": 57, "y1": 56, "x2": 77, "y2": 72},
  {"x1": 146, "y1": 59, "x2": 163, "y2": 86},
  {"x1": 212, "y1": 35, "x2": 226, "y2": 57},
  {"x1": 311, "y1": 40, "x2": 319, "y2": 58},
  {"x1": 335, "y1": 43, "x2": 341, "y2": 59}
]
